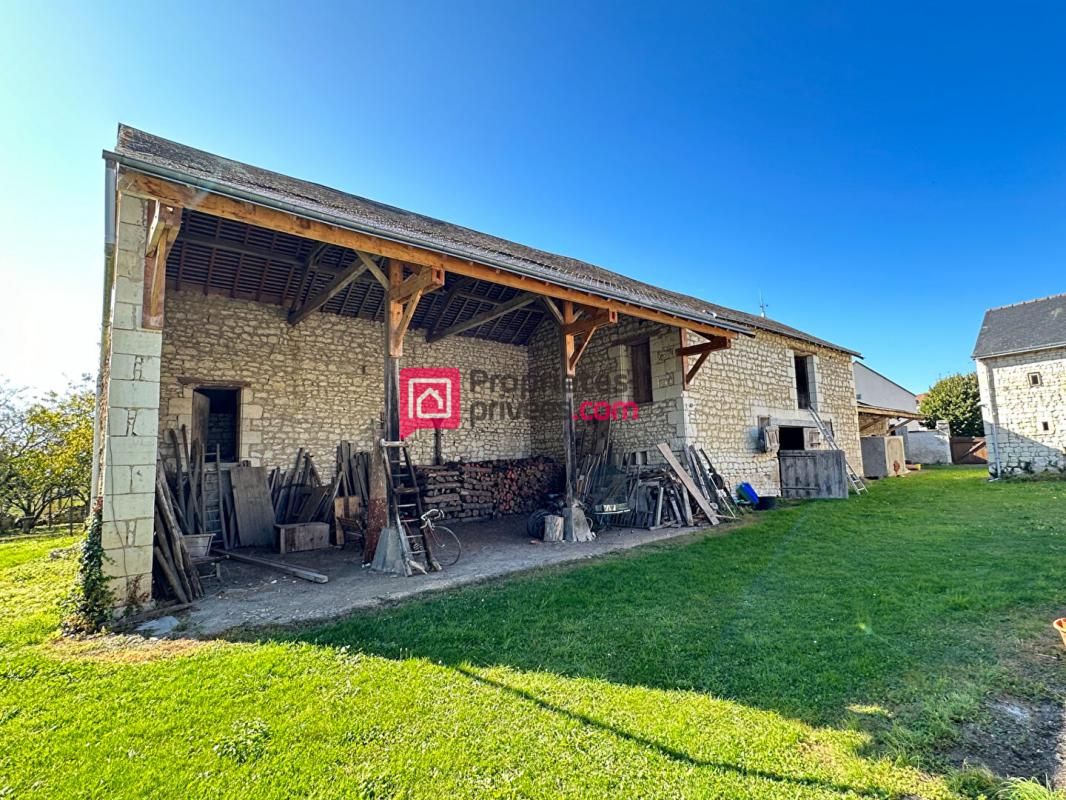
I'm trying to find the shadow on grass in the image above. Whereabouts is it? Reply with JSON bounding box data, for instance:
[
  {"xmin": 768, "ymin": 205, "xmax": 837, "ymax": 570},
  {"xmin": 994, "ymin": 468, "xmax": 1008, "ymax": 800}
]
[
  {"xmin": 454, "ymin": 665, "xmax": 896, "ymax": 798},
  {"xmin": 233, "ymin": 470, "xmax": 1066, "ymax": 775}
]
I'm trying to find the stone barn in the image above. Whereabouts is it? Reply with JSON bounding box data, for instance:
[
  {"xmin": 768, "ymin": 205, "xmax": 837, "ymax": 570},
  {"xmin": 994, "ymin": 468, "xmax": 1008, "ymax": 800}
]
[{"xmin": 94, "ymin": 125, "xmax": 864, "ymax": 608}]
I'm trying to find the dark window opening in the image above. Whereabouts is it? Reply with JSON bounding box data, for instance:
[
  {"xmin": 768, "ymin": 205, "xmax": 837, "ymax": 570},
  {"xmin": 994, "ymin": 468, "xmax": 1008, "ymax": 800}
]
[
  {"xmin": 1029, "ymin": 372, "xmax": 1042, "ymax": 387},
  {"xmin": 794, "ymin": 355, "xmax": 812, "ymax": 410},
  {"xmin": 630, "ymin": 341, "xmax": 653, "ymax": 405},
  {"xmin": 1042, "ymin": 421, "xmax": 1051, "ymax": 432},
  {"xmin": 779, "ymin": 425, "xmax": 806, "ymax": 450},
  {"xmin": 193, "ymin": 387, "xmax": 240, "ymax": 462}
]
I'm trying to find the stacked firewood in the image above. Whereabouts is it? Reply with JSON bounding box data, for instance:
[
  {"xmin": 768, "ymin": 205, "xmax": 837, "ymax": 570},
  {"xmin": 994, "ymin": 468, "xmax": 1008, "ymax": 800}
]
[{"xmin": 417, "ymin": 457, "xmax": 563, "ymax": 521}]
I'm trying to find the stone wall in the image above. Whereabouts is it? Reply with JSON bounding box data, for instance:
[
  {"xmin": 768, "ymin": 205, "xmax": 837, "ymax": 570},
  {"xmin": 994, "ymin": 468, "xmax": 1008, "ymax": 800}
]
[
  {"xmin": 977, "ymin": 347, "xmax": 1066, "ymax": 475},
  {"xmin": 98, "ymin": 195, "xmax": 162, "ymax": 609},
  {"xmin": 159, "ymin": 291, "xmax": 532, "ymax": 469},
  {"xmin": 684, "ymin": 329, "xmax": 863, "ymax": 497},
  {"xmin": 527, "ymin": 315, "xmax": 863, "ymax": 496},
  {"xmin": 527, "ymin": 317, "xmax": 689, "ymax": 462}
]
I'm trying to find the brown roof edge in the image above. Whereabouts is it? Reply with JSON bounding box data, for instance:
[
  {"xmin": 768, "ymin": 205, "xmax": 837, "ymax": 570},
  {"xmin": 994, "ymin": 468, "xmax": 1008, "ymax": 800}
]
[{"xmin": 106, "ymin": 125, "xmax": 862, "ymax": 356}]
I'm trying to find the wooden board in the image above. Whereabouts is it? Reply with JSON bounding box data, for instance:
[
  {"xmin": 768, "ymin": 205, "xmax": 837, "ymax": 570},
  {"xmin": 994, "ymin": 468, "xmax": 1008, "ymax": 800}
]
[
  {"xmin": 276, "ymin": 522, "xmax": 331, "ymax": 554},
  {"xmin": 778, "ymin": 450, "xmax": 848, "ymax": 499},
  {"xmin": 656, "ymin": 443, "xmax": 720, "ymax": 525},
  {"xmin": 229, "ymin": 466, "xmax": 276, "ymax": 546}
]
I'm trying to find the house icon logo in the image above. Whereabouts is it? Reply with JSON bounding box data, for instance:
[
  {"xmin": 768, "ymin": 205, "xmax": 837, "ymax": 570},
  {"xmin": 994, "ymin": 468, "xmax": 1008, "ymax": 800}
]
[{"xmin": 399, "ymin": 367, "xmax": 461, "ymax": 438}]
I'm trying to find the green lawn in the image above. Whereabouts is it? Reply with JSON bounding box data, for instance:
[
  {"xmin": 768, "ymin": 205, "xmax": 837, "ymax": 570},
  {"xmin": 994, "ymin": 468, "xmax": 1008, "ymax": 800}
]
[{"xmin": 2, "ymin": 468, "xmax": 1065, "ymax": 798}]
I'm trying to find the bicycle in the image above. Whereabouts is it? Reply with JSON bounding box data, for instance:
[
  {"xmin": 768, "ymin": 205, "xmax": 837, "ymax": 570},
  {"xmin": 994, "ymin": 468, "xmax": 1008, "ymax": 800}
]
[{"xmin": 412, "ymin": 508, "xmax": 462, "ymax": 568}]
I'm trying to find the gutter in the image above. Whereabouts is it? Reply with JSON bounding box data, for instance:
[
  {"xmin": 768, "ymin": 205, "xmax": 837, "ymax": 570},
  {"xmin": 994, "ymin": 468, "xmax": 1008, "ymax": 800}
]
[
  {"xmin": 91, "ymin": 158, "xmax": 118, "ymax": 501},
  {"xmin": 103, "ymin": 149, "xmax": 755, "ymax": 338}
]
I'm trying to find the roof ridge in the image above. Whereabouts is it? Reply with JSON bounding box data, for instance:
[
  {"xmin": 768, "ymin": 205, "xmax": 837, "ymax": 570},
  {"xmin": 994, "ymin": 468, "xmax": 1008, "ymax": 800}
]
[{"xmin": 986, "ymin": 292, "xmax": 1066, "ymax": 312}]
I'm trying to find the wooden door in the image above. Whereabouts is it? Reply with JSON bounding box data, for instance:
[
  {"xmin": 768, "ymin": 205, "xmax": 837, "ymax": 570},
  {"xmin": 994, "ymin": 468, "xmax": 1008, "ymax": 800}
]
[{"xmin": 192, "ymin": 391, "xmax": 210, "ymax": 455}]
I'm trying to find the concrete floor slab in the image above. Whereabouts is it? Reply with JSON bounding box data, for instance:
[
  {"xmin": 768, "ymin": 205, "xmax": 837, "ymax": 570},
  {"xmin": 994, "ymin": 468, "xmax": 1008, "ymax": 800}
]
[{"xmin": 179, "ymin": 516, "xmax": 724, "ymax": 636}]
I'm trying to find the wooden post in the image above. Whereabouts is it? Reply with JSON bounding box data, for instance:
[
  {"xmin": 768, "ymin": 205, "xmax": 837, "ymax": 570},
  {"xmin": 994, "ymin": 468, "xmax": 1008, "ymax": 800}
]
[{"xmin": 561, "ymin": 302, "xmax": 578, "ymax": 541}]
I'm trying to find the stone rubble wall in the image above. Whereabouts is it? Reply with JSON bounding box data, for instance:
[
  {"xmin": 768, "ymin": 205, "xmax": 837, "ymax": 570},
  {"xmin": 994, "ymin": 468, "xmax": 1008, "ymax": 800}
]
[
  {"xmin": 528, "ymin": 314, "xmax": 863, "ymax": 496},
  {"xmin": 684, "ymin": 329, "xmax": 863, "ymax": 497},
  {"xmin": 527, "ymin": 317, "xmax": 690, "ymax": 462},
  {"xmin": 159, "ymin": 291, "xmax": 532, "ymax": 470},
  {"xmin": 977, "ymin": 347, "xmax": 1066, "ymax": 475}
]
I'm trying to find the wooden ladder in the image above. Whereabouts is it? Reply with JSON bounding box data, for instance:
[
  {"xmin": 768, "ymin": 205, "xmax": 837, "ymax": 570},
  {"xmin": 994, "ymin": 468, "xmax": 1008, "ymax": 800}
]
[
  {"xmin": 807, "ymin": 408, "xmax": 868, "ymax": 494},
  {"xmin": 381, "ymin": 441, "xmax": 439, "ymax": 571}
]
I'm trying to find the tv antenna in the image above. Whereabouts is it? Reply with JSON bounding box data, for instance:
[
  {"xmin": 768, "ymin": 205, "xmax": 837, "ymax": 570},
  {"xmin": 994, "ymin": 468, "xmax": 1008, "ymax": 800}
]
[{"xmin": 758, "ymin": 291, "xmax": 769, "ymax": 318}]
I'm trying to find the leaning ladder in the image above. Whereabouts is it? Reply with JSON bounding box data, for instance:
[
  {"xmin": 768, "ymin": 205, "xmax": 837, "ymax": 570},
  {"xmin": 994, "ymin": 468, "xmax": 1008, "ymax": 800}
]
[
  {"xmin": 381, "ymin": 440, "xmax": 440, "ymax": 571},
  {"xmin": 807, "ymin": 408, "xmax": 868, "ymax": 495}
]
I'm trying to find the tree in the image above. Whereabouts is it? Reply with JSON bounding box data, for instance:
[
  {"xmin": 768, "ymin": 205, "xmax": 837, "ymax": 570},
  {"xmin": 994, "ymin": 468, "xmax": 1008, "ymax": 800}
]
[
  {"xmin": 0, "ymin": 377, "xmax": 94, "ymax": 532},
  {"xmin": 919, "ymin": 372, "xmax": 983, "ymax": 437}
]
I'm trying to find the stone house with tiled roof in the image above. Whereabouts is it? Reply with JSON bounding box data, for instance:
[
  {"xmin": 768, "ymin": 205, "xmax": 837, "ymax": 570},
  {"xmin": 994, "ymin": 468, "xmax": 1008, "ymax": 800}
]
[{"xmin": 973, "ymin": 293, "xmax": 1066, "ymax": 476}]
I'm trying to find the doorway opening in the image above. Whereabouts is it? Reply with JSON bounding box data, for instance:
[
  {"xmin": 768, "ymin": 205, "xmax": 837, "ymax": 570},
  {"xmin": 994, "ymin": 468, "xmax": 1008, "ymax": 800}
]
[
  {"xmin": 779, "ymin": 425, "xmax": 806, "ymax": 451},
  {"xmin": 193, "ymin": 387, "xmax": 240, "ymax": 462}
]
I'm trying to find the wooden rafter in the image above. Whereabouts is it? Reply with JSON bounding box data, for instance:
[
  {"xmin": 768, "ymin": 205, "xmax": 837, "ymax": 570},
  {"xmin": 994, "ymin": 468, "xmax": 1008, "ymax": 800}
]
[
  {"xmin": 540, "ymin": 296, "xmax": 564, "ymax": 325},
  {"xmin": 426, "ymin": 291, "xmax": 537, "ymax": 344},
  {"xmin": 428, "ymin": 277, "xmax": 475, "ymax": 339},
  {"xmin": 288, "ymin": 253, "xmax": 374, "ymax": 325},
  {"xmin": 118, "ymin": 169, "xmax": 740, "ymax": 342},
  {"xmin": 142, "ymin": 200, "xmax": 182, "ymax": 330}
]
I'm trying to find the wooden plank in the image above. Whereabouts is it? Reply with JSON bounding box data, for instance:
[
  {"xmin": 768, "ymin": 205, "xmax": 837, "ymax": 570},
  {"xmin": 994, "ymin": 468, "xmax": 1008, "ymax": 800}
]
[
  {"xmin": 229, "ymin": 466, "xmax": 276, "ymax": 546},
  {"xmin": 656, "ymin": 443, "xmax": 720, "ymax": 525},
  {"xmin": 117, "ymin": 169, "xmax": 742, "ymax": 342},
  {"xmin": 216, "ymin": 549, "xmax": 329, "ymax": 583}
]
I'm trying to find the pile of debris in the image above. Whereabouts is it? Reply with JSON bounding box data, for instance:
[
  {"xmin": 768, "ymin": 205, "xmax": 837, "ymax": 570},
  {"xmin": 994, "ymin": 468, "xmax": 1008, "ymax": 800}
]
[{"xmin": 417, "ymin": 457, "xmax": 563, "ymax": 521}]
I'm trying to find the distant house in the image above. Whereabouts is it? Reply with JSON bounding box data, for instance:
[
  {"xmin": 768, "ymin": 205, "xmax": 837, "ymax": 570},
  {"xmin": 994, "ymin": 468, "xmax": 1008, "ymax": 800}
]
[
  {"xmin": 973, "ymin": 293, "xmax": 1066, "ymax": 476},
  {"xmin": 853, "ymin": 363, "xmax": 921, "ymax": 435},
  {"xmin": 852, "ymin": 363, "xmax": 950, "ymax": 464}
]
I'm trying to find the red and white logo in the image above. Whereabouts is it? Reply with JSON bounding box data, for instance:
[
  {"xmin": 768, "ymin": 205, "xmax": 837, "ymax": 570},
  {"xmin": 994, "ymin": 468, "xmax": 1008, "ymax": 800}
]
[{"xmin": 399, "ymin": 367, "xmax": 461, "ymax": 439}]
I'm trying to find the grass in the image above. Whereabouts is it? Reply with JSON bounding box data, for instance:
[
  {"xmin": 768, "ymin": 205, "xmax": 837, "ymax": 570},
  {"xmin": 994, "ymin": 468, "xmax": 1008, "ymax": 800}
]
[{"xmin": 1, "ymin": 467, "xmax": 1065, "ymax": 798}]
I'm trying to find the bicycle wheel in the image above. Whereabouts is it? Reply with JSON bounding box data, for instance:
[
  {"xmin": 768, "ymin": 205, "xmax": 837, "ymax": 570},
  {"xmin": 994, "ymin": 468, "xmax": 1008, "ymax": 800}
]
[{"xmin": 427, "ymin": 525, "xmax": 462, "ymax": 567}]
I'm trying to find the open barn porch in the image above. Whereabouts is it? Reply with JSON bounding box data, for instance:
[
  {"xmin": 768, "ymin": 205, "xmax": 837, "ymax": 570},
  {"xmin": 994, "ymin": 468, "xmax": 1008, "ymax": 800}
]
[{"xmin": 95, "ymin": 126, "xmax": 745, "ymax": 611}]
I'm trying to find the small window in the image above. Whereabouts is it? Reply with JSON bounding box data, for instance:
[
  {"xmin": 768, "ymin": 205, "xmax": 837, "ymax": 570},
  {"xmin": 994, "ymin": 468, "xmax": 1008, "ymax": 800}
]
[
  {"xmin": 1029, "ymin": 372, "xmax": 1042, "ymax": 387},
  {"xmin": 1042, "ymin": 421, "xmax": 1051, "ymax": 432},
  {"xmin": 630, "ymin": 341, "xmax": 653, "ymax": 404}
]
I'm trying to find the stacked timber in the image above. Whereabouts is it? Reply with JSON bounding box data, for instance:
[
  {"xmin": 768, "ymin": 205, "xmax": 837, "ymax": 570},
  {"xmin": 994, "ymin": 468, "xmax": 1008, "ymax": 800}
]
[{"xmin": 416, "ymin": 457, "xmax": 563, "ymax": 521}]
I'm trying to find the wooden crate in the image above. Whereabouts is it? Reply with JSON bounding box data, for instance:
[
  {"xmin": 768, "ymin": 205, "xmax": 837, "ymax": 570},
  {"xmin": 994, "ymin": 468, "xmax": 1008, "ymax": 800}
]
[{"xmin": 276, "ymin": 522, "xmax": 332, "ymax": 554}]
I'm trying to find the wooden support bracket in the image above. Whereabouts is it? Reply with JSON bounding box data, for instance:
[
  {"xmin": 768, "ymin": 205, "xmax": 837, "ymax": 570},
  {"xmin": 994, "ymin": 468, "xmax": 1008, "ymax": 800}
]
[
  {"xmin": 387, "ymin": 260, "xmax": 444, "ymax": 356},
  {"xmin": 678, "ymin": 330, "xmax": 729, "ymax": 389},
  {"xmin": 142, "ymin": 200, "xmax": 182, "ymax": 330},
  {"xmin": 562, "ymin": 302, "xmax": 617, "ymax": 376}
]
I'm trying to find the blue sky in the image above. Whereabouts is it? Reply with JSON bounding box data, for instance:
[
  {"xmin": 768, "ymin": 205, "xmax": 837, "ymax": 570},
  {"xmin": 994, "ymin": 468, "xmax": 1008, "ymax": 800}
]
[{"xmin": 2, "ymin": 1, "xmax": 1064, "ymax": 395}]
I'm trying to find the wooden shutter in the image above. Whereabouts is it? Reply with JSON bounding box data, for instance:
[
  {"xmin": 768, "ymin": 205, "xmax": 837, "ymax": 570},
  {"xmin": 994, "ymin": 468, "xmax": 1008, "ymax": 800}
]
[{"xmin": 630, "ymin": 341, "xmax": 653, "ymax": 404}]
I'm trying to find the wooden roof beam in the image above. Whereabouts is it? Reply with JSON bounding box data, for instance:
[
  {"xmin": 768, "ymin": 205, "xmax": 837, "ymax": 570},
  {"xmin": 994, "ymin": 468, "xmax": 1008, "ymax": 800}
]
[
  {"xmin": 426, "ymin": 291, "xmax": 538, "ymax": 344},
  {"xmin": 117, "ymin": 169, "xmax": 740, "ymax": 342},
  {"xmin": 288, "ymin": 255, "xmax": 373, "ymax": 325}
]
